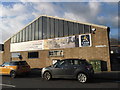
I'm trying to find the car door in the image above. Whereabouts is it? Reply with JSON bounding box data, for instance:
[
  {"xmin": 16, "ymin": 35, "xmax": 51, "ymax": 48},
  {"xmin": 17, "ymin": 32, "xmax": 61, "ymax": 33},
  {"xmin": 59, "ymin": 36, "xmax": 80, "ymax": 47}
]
[
  {"xmin": 51, "ymin": 60, "xmax": 67, "ymax": 78},
  {"xmin": 63, "ymin": 59, "xmax": 77, "ymax": 77}
]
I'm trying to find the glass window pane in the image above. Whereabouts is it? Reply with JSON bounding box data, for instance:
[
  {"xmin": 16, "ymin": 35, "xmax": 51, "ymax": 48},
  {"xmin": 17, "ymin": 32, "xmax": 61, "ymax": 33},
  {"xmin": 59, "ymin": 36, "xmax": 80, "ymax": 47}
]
[
  {"xmin": 68, "ymin": 22, "xmax": 73, "ymax": 36},
  {"xmin": 31, "ymin": 22, "xmax": 35, "ymax": 41},
  {"xmin": 28, "ymin": 24, "xmax": 32, "ymax": 41},
  {"xmin": 63, "ymin": 21, "xmax": 69, "ymax": 37},
  {"xmin": 26, "ymin": 27, "xmax": 29, "ymax": 41},
  {"xmin": 78, "ymin": 24, "xmax": 84, "ymax": 34},
  {"xmin": 73, "ymin": 23, "xmax": 79, "ymax": 35},
  {"xmin": 23, "ymin": 28, "xmax": 26, "ymax": 42},
  {"xmin": 55, "ymin": 19, "xmax": 59, "ymax": 38},
  {"xmin": 58, "ymin": 20, "xmax": 63, "ymax": 37},
  {"xmin": 35, "ymin": 20, "xmax": 39, "ymax": 40},
  {"xmin": 47, "ymin": 17, "xmax": 51, "ymax": 39},
  {"xmin": 28, "ymin": 52, "xmax": 39, "ymax": 58},
  {"xmin": 43, "ymin": 17, "xmax": 47, "ymax": 39},
  {"xmin": 84, "ymin": 25, "xmax": 90, "ymax": 33}
]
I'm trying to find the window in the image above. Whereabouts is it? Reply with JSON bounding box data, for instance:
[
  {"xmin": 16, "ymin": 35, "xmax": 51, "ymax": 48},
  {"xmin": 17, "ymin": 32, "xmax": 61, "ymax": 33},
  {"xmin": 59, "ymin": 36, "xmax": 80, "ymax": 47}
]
[
  {"xmin": 2, "ymin": 62, "xmax": 10, "ymax": 66},
  {"xmin": 28, "ymin": 52, "xmax": 39, "ymax": 58},
  {"xmin": 12, "ymin": 53, "xmax": 20, "ymax": 58}
]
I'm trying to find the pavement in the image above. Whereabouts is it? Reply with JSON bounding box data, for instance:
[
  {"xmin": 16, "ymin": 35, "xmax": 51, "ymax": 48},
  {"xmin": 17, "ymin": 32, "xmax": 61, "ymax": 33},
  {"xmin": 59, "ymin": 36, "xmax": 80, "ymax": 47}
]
[{"xmin": 30, "ymin": 68, "xmax": 120, "ymax": 80}]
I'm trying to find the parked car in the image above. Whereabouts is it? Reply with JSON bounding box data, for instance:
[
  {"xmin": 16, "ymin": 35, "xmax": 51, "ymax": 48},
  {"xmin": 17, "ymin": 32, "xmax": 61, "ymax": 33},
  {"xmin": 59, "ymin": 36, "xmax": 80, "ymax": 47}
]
[
  {"xmin": 0, "ymin": 61, "xmax": 31, "ymax": 78},
  {"xmin": 42, "ymin": 59, "xmax": 94, "ymax": 83}
]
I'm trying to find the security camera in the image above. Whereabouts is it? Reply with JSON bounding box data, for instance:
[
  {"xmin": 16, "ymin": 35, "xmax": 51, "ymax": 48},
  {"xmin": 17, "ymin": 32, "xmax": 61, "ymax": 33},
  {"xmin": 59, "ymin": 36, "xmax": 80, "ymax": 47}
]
[{"xmin": 92, "ymin": 28, "xmax": 96, "ymax": 31}]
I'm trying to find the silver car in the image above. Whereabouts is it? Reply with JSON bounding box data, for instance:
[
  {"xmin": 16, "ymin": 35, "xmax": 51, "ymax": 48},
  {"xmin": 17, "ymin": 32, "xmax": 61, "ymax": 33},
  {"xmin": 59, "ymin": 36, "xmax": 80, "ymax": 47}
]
[{"xmin": 42, "ymin": 59, "xmax": 94, "ymax": 83}]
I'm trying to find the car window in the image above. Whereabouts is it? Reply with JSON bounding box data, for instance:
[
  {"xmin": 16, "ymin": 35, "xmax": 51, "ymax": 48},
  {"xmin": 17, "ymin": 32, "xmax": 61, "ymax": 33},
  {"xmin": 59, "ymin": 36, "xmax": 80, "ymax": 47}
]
[
  {"xmin": 10, "ymin": 61, "xmax": 28, "ymax": 65},
  {"xmin": 2, "ymin": 62, "xmax": 10, "ymax": 66}
]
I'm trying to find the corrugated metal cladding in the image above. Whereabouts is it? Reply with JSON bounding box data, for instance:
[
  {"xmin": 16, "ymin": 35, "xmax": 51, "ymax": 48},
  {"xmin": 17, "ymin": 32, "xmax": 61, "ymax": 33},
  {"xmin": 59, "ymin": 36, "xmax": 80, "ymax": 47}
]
[{"xmin": 11, "ymin": 16, "xmax": 91, "ymax": 43}]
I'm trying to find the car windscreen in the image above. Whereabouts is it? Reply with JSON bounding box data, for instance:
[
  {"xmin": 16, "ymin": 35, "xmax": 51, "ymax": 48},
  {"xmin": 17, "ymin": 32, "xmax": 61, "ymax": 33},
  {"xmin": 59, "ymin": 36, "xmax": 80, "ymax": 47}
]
[{"xmin": 10, "ymin": 61, "xmax": 28, "ymax": 65}]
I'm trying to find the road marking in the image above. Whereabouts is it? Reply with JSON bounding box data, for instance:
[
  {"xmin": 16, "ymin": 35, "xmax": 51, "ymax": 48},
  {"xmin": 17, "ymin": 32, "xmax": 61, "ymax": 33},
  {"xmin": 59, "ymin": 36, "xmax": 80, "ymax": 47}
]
[{"xmin": 0, "ymin": 84, "xmax": 16, "ymax": 87}]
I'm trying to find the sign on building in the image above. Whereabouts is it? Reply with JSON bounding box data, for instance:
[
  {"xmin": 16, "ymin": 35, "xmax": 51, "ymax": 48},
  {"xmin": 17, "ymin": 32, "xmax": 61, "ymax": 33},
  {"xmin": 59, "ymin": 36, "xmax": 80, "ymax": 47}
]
[
  {"xmin": 79, "ymin": 34, "xmax": 92, "ymax": 47},
  {"xmin": 49, "ymin": 50, "xmax": 64, "ymax": 57}
]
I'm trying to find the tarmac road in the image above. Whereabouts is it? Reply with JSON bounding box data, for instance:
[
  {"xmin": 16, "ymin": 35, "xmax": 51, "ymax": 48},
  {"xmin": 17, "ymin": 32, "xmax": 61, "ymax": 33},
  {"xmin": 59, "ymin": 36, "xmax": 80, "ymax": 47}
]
[{"xmin": 1, "ymin": 73, "xmax": 120, "ymax": 89}]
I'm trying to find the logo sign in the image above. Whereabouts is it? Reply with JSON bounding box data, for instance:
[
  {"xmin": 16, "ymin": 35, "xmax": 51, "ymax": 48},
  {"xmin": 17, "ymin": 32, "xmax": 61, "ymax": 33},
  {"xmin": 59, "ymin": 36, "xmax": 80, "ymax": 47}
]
[
  {"xmin": 49, "ymin": 50, "xmax": 64, "ymax": 57},
  {"xmin": 79, "ymin": 34, "xmax": 92, "ymax": 47}
]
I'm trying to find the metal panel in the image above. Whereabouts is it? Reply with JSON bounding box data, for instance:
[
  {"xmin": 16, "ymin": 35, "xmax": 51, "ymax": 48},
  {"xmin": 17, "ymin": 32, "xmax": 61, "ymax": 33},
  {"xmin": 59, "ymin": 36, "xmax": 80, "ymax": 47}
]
[
  {"xmin": 14, "ymin": 35, "xmax": 17, "ymax": 43},
  {"xmin": 23, "ymin": 28, "xmax": 26, "ymax": 42},
  {"xmin": 17, "ymin": 33, "xmax": 20, "ymax": 43},
  {"xmin": 78, "ymin": 24, "xmax": 84, "ymax": 34},
  {"xmin": 31, "ymin": 22, "xmax": 35, "ymax": 41},
  {"xmin": 26, "ymin": 27, "xmax": 29, "ymax": 41},
  {"xmin": 73, "ymin": 23, "xmax": 79, "ymax": 35},
  {"xmin": 63, "ymin": 21, "xmax": 69, "ymax": 37},
  {"xmin": 50, "ymin": 18, "xmax": 55, "ymax": 38},
  {"xmin": 58, "ymin": 20, "xmax": 64, "ymax": 37},
  {"xmin": 84, "ymin": 25, "xmax": 90, "ymax": 34},
  {"xmin": 55, "ymin": 19, "xmax": 59, "ymax": 38},
  {"xmin": 39, "ymin": 17, "xmax": 43, "ymax": 40},
  {"xmin": 47, "ymin": 17, "xmax": 51, "ymax": 39},
  {"xmin": 68, "ymin": 22, "xmax": 73, "ymax": 36},
  {"xmin": 28, "ymin": 24, "xmax": 32, "ymax": 41},
  {"xmin": 19, "ymin": 30, "xmax": 22, "ymax": 42},
  {"xmin": 43, "ymin": 17, "xmax": 47, "ymax": 39},
  {"xmin": 35, "ymin": 20, "xmax": 39, "ymax": 40},
  {"xmin": 11, "ymin": 37, "xmax": 14, "ymax": 43}
]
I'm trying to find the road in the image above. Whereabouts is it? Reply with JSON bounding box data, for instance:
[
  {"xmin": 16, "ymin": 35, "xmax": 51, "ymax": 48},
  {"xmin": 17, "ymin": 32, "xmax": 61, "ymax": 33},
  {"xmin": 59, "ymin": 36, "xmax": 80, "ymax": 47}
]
[{"xmin": 1, "ymin": 74, "xmax": 120, "ymax": 89}]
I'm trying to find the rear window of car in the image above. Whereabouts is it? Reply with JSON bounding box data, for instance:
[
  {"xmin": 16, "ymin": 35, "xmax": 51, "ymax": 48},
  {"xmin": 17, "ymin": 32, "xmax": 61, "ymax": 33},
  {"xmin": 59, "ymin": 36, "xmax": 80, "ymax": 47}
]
[{"xmin": 10, "ymin": 61, "xmax": 28, "ymax": 65}]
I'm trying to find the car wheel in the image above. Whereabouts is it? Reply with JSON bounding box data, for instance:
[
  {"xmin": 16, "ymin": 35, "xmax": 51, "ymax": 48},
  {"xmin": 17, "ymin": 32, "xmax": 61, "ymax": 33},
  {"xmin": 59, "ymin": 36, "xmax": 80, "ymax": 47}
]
[
  {"xmin": 77, "ymin": 73, "xmax": 87, "ymax": 83},
  {"xmin": 10, "ymin": 71, "xmax": 16, "ymax": 78},
  {"xmin": 43, "ymin": 72, "xmax": 51, "ymax": 81}
]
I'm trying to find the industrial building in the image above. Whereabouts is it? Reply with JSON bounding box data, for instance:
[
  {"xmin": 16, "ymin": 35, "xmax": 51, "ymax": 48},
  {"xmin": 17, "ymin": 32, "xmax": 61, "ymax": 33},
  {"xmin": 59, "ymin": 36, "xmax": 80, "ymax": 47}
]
[{"xmin": 2, "ymin": 15, "xmax": 111, "ymax": 71}]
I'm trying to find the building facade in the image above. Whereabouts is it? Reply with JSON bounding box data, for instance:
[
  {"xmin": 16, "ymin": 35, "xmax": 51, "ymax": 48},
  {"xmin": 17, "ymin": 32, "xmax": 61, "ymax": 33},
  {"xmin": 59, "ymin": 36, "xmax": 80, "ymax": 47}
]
[{"xmin": 3, "ymin": 15, "xmax": 111, "ymax": 71}]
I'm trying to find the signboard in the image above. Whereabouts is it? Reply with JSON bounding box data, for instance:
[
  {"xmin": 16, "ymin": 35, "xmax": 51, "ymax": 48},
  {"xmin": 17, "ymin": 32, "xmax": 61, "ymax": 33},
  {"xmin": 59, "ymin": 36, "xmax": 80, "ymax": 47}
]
[
  {"xmin": 79, "ymin": 34, "xmax": 92, "ymax": 47},
  {"xmin": 44, "ymin": 36, "xmax": 76, "ymax": 49},
  {"xmin": 49, "ymin": 50, "xmax": 64, "ymax": 57},
  {"xmin": 10, "ymin": 40, "xmax": 44, "ymax": 52}
]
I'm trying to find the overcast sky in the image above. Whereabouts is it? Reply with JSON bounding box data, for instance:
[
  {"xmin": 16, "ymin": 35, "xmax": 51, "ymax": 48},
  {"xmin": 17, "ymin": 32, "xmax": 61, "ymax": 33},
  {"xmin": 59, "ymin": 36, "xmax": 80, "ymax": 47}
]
[{"xmin": 0, "ymin": 0, "xmax": 119, "ymax": 44}]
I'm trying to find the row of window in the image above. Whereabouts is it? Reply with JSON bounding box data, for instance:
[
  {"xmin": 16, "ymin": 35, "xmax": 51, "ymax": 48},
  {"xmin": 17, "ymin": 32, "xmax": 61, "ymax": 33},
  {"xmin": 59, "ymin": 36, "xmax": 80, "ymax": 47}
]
[
  {"xmin": 11, "ymin": 16, "xmax": 91, "ymax": 43},
  {"xmin": 12, "ymin": 52, "xmax": 39, "ymax": 59}
]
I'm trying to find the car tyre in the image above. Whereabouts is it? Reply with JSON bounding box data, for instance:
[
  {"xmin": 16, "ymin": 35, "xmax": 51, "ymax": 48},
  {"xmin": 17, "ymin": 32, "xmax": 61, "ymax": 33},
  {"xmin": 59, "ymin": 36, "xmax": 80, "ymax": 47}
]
[
  {"xmin": 43, "ymin": 72, "xmax": 51, "ymax": 81},
  {"xmin": 77, "ymin": 73, "xmax": 87, "ymax": 83},
  {"xmin": 10, "ymin": 70, "xmax": 16, "ymax": 78}
]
